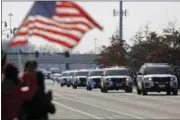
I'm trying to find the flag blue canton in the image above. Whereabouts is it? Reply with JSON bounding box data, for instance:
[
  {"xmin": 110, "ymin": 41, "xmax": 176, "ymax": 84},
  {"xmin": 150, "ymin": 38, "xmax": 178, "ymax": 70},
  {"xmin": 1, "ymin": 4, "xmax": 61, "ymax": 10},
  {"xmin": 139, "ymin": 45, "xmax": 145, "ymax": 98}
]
[{"xmin": 28, "ymin": 1, "xmax": 56, "ymax": 18}]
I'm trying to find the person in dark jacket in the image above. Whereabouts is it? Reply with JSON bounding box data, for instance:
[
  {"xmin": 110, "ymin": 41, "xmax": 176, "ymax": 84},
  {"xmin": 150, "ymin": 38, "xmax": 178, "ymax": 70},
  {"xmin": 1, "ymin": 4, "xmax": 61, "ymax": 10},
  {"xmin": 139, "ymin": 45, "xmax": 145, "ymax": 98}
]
[
  {"xmin": 1, "ymin": 51, "xmax": 38, "ymax": 120},
  {"xmin": 22, "ymin": 60, "xmax": 56, "ymax": 120}
]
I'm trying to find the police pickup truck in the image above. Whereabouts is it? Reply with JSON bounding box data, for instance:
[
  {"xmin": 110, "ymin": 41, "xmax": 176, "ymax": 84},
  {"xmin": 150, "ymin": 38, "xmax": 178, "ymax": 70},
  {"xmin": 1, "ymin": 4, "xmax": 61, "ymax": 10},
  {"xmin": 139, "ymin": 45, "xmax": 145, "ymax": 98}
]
[
  {"xmin": 60, "ymin": 71, "xmax": 69, "ymax": 87},
  {"xmin": 136, "ymin": 63, "xmax": 178, "ymax": 95},
  {"xmin": 101, "ymin": 67, "xmax": 133, "ymax": 93},
  {"xmin": 72, "ymin": 70, "xmax": 89, "ymax": 89},
  {"xmin": 86, "ymin": 69, "xmax": 103, "ymax": 91}
]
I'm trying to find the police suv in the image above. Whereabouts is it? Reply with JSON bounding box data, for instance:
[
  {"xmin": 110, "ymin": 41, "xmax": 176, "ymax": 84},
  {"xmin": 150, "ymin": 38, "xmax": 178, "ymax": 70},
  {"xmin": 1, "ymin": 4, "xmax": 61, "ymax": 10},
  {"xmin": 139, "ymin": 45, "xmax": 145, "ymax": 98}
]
[
  {"xmin": 60, "ymin": 71, "xmax": 69, "ymax": 87},
  {"xmin": 136, "ymin": 63, "xmax": 178, "ymax": 95},
  {"xmin": 86, "ymin": 69, "xmax": 103, "ymax": 91},
  {"xmin": 66, "ymin": 70, "xmax": 76, "ymax": 87},
  {"xmin": 101, "ymin": 67, "xmax": 133, "ymax": 93},
  {"xmin": 72, "ymin": 70, "xmax": 89, "ymax": 89}
]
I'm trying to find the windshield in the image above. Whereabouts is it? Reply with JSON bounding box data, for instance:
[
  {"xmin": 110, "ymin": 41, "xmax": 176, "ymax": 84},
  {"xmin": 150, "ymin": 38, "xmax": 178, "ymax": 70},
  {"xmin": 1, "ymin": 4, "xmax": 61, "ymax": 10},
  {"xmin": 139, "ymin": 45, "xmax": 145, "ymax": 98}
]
[
  {"xmin": 89, "ymin": 71, "xmax": 103, "ymax": 76},
  {"xmin": 76, "ymin": 71, "xmax": 89, "ymax": 76},
  {"xmin": 61, "ymin": 73, "xmax": 69, "ymax": 77},
  {"xmin": 69, "ymin": 72, "xmax": 75, "ymax": 76},
  {"xmin": 51, "ymin": 68, "xmax": 60, "ymax": 74},
  {"xmin": 105, "ymin": 69, "xmax": 129, "ymax": 76},
  {"xmin": 144, "ymin": 66, "xmax": 172, "ymax": 75}
]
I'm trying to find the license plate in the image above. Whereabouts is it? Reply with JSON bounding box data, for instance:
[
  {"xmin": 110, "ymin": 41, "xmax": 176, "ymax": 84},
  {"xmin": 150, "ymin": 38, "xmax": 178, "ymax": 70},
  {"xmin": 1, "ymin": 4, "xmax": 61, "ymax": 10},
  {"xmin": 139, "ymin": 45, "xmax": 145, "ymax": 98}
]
[
  {"xmin": 116, "ymin": 84, "xmax": 122, "ymax": 86},
  {"xmin": 159, "ymin": 84, "xmax": 165, "ymax": 88}
]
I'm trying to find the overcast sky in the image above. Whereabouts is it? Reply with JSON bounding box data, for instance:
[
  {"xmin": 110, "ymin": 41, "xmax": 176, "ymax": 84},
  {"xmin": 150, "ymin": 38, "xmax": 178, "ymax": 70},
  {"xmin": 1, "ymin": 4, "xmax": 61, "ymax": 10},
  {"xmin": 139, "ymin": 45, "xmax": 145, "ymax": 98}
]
[{"xmin": 2, "ymin": 1, "xmax": 180, "ymax": 53}]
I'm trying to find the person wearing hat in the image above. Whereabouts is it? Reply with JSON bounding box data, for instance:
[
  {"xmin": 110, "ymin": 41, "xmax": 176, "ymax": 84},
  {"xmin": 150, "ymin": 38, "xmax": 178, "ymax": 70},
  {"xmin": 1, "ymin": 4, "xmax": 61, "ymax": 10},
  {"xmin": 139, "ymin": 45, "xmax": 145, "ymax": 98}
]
[{"xmin": 1, "ymin": 50, "xmax": 38, "ymax": 120}]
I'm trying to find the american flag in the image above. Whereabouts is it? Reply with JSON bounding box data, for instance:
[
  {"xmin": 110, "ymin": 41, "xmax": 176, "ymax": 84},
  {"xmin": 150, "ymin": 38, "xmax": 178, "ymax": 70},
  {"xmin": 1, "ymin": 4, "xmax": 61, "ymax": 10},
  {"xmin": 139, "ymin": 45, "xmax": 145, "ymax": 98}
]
[{"xmin": 9, "ymin": 1, "xmax": 103, "ymax": 49}]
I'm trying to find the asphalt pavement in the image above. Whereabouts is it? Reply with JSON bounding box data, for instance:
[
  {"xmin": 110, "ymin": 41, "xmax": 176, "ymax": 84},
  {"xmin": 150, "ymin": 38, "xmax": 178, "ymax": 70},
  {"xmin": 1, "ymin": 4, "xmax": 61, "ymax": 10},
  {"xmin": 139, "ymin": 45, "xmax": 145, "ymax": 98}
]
[{"xmin": 45, "ymin": 80, "xmax": 180, "ymax": 119}]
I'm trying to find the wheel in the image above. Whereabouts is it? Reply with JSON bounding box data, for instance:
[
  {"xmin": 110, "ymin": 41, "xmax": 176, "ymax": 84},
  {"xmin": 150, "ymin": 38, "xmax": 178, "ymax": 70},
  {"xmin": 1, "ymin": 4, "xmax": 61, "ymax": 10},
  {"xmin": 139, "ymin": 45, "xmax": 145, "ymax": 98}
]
[
  {"xmin": 142, "ymin": 91, "xmax": 147, "ymax": 95},
  {"xmin": 166, "ymin": 90, "xmax": 171, "ymax": 95},
  {"xmin": 136, "ymin": 87, "xmax": 141, "ymax": 95},
  {"xmin": 101, "ymin": 87, "xmax": 104, "ymax": 93},
  {"xmin": 125, "ymin": 87, "xmax": 133, "ymax": 93},
  {"xmin": 103, "ymin": 87, "xmax": 108, "ymax": 93},
  {"xmin": 172, "ymin": 90, "xmax": 178, "ymax": 95},
  {"xmin": 67, "ymin": 84, "xmax": 70, "ymax": 87},
  {"xmin": 61, "ymin": 84, "xmax": 64, "ymax": 87},
  {"xmin": 142, "ymin": 87, "xmax": 147, "ymax": 95},
  {"xmin": 73, "ymin": 85, "xmax": 77, "ymax": 89},
  {"xmin": 86, "ymin": 85, "xmax": 92, "ymax": 91}
]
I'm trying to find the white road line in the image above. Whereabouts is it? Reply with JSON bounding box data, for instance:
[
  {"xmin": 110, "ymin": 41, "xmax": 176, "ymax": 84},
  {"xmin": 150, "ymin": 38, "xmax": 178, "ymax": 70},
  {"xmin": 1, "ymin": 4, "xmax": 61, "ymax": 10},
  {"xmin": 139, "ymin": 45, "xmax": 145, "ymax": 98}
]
[
  {"xmin": 53, "ymin": 101, "xmax": 104, "ymax": 119},
  {"xmin": 55, "ymin": 93, "xmax": 145, "ymax": 120}
]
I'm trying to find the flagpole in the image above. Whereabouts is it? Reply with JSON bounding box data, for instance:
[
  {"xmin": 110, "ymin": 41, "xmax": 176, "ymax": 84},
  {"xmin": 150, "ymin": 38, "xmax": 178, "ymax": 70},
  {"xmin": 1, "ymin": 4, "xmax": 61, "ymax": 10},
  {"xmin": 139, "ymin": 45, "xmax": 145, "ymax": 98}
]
[
  {"xmin": 4, "ymin": 2, "xmax": 36, "ymax": 53},
  {"xmin": 17, "ymin": 49, "xmax": 23, "ymax": 72}
]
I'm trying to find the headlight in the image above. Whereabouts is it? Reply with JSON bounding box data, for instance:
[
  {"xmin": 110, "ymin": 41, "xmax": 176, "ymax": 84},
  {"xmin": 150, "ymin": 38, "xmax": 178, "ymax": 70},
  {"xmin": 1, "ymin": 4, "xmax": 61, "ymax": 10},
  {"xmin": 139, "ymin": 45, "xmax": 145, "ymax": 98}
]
[
  {"xmin": 171, "ymin": 77, "xmax": 177, "ymax": 82},
  {"xmin": 106, "ymin": 78, "xmax": 111, "ymax": 81},
  {"xmin": 144, "ymin": 77, "xmax": 152, "ymax": 81}
]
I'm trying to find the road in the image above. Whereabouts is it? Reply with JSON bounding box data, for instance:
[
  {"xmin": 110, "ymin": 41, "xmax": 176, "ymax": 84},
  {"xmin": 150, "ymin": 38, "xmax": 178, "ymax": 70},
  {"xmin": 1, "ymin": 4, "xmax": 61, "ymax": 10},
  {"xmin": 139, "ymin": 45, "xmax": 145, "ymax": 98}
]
[{"xmin": 45, "ymin": 80, "xmax": 180, "ymax": 119}]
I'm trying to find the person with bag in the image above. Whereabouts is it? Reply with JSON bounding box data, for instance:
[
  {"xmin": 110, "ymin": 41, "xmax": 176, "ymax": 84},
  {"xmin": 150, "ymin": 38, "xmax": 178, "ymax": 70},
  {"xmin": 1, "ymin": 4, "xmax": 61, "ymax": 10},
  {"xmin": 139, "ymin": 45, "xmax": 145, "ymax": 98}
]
[{"xmin": 22, "ymin": 60, "xmax": 56, "ymax": 120}]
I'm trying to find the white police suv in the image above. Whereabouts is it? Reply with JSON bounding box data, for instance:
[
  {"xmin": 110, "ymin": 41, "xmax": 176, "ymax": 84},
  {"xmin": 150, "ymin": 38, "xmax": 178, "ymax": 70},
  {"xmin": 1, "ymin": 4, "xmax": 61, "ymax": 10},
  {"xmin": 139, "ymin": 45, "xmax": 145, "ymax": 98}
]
[
  {"xmin": 101, "ymin": 67, "xmax": 133, "ymax": 93},
  {"xmin": 86, "ymin": 69, "xmax": 103, "ymax": 91},
  {"xmin": 136, "ymin": 63, "xmax": 178, "ymax": 95},
  {"xmin": 60, "ymin": 71, "xmax": 69, "ymax": 87},
  {"xmin": 72, "ymin": 69, "xmax": 89, "ymax": 89}
]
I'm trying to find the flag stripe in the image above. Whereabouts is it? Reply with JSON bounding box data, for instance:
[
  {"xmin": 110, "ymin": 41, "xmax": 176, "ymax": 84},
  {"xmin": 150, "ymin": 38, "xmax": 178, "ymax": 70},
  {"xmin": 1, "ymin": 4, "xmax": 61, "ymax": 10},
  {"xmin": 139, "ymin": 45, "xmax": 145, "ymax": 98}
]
[
  {"xmin": 30, "ymin": 32, "xmax": 74, "ymax": 48},
  {"xmin": 52, "ymin": 16, "xmax": 93, "ymax": 30},
  {"xmin": 18, "ymin": 25, "xmax": 81, "ymax": 42},
  {"xmin": 56, "ymin": 8, "xmax": 80, "ymax": 14},
  {"xmin": 24, "ymin": 16, "xmax": 88, "ymax": 33},
  {"xmin": 9, "ymin": 40, "xmax": 28, "ymax": 47},
  {"xmin": 70, "ymin": 2, "xmax": 103, "ymax": 30},
  {"xmin": 56, "ymin": 13, "xmax": 83, "ymax": 17}
]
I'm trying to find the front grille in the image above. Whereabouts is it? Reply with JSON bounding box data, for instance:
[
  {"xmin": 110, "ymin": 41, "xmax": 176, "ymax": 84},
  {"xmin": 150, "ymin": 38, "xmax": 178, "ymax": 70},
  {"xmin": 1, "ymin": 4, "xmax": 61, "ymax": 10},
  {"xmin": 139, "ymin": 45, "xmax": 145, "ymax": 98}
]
[
  {"xmin": 79, "ymin": 78, "xmax": 86, "ymax": 83},
  {"xmin": 152, "ymin": 77, "xmax": 170, "ymax": 83},
  {"xmin": 93, "ymin": 78, "xmax": 101, "ymax": 84},
  {"xmin": 111, "ymin": 78, "xmax": 126, "ymax": 84}
]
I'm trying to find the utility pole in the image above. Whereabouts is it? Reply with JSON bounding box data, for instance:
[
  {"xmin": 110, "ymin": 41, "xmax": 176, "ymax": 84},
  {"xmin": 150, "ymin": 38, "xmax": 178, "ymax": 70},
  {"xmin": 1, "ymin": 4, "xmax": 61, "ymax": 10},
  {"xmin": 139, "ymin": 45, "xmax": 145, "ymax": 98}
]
[
  {"xmin": 113, "ymin": 1, "xmax": 128, "ymax": 40},
  {"xmin": 8, "ymin": 13, "xmax": 13, "ymax": 40}
]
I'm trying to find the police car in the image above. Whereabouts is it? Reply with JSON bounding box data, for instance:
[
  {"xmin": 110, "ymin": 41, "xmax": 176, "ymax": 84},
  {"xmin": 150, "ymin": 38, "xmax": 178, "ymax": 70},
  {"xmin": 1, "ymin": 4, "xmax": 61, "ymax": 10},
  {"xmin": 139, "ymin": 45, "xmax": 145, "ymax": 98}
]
[
  {"xmin": 136, "ymin": 63, "xmax": 178, "ymax": 95},
  {"xmin": 66, "ymin": 70, "xmax": 76, "ymax": 87},
  {"xmin": 72, "ymin": 69, "xmax": 89, "ymax": 89},
  {"xmin": 86, "ymin": 69, "xmax": 103, "ymax": 91},
  {"xmin": 60, "ymin": 71, "xmax": 69, "ymax": 87},
  {"xmin": 101, "ymin": 67, "xmax": 133, "ymax": 93}
]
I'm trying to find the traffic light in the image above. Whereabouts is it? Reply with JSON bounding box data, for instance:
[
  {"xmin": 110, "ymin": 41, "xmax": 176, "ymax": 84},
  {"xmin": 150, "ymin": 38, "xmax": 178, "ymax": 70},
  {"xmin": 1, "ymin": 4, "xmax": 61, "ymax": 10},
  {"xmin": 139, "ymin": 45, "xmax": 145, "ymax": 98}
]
[
  {"xmin": 35, "ymin": 51, "xmax": 39, "ymax": 58},
  {"xmin": 64, "ymin": 51, "xmax": 70, "ymax": 58}
]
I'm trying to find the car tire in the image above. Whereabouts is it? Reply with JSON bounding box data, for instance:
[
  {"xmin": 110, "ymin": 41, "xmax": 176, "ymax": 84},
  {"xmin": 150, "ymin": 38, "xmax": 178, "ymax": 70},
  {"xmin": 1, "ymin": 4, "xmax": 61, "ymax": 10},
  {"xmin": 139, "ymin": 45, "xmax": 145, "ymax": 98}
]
[
  {"xmin": 86, "ymin": 85, "xmax": 92, "ymax": 91},
  {"xmin": 73, "ymin": 85, "xmax": 77, "ymax": 89},
  {"xmin": 104, "ymin": 87, "xmax": 108, "ymax": 93},
  {"xmin": 136, "ymin": 87, "xmax": 141, "ymax": 95},
  {"xmin": 172, "ymin": 90, "xmax": 178, "ymax": 95},
  {"xmin": 125, "ymin": 87, "xmax": 133, "ymax": 93},
  {"xmin": 101, "ymin": 87, "xmax": 104, "ymax": 93},
  {"xmin": 67, "ymin": 84, "xmax": 70, "ymax": 87},
  {"xmin": 166, "ymin": 90, "xmax": 171, "ymax": 95},
  {"xmin": 61, "ymin": 84, "xmax": 64, "ymax": 87}
]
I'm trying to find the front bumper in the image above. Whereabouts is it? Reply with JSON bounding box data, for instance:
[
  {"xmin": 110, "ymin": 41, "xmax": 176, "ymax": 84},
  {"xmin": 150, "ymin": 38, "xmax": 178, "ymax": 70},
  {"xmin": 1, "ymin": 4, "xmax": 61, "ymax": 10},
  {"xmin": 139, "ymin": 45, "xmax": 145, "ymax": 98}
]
[
  {"xmin": 143, "ymin": 81, "xmax": 178, "ymax": 92},
  {"xmin": 104, "ymin": 78, "xmax": 133, "ymax": 90},
  {"xmin": 89, "ymin": 79, "xmax": 101, "ymax": 88},
  {"xmin": 74, "ymin": 78, "xmax": 87, "ymax": 87}
]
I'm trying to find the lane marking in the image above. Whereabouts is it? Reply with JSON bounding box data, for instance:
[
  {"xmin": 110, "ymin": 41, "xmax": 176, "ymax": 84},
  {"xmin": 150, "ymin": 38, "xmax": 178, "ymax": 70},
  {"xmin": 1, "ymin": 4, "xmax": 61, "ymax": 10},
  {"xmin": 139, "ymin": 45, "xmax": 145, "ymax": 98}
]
[
  {"xmin": 53, "ymin": 101, "xmax": 104, "ymax": 119},
  {"xmin": 55, "ymin": 93, "xmax": 144, "ymax": 120}
]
